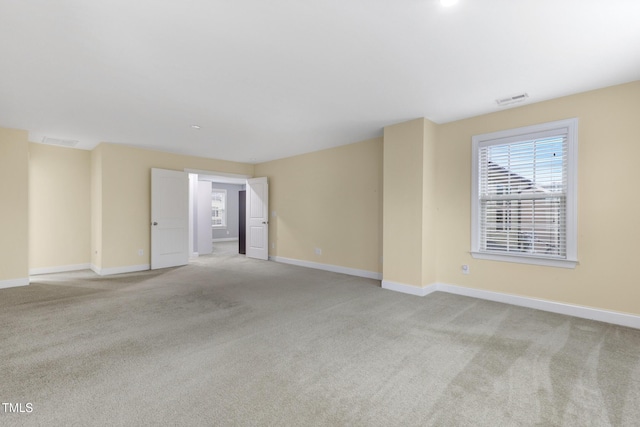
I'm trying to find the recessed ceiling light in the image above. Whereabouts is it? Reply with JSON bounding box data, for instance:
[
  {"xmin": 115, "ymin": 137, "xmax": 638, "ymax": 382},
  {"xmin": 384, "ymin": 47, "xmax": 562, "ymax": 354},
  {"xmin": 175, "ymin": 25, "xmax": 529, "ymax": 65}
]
[
  {"xmin": 441, "ymin": 0, "xmax": 459, "ymax": 7},
  {"xmin": 191, "ymin": 125, "xmax": 201, "ymax": 130}
]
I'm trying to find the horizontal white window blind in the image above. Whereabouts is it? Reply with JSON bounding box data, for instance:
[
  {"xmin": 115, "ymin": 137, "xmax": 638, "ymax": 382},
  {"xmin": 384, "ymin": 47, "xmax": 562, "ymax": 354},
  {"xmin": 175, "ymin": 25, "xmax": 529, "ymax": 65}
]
[{"xmin": 478, "ymin": 135, "xmax": 568, "ymax": 259}]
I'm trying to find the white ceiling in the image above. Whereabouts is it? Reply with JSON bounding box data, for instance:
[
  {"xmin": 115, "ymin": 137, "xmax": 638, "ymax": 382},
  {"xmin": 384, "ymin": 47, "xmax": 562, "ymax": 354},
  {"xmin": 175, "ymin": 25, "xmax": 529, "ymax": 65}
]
[{"xmin": 1, "ymin": 0, "xmax": 639, "ymax": 164}]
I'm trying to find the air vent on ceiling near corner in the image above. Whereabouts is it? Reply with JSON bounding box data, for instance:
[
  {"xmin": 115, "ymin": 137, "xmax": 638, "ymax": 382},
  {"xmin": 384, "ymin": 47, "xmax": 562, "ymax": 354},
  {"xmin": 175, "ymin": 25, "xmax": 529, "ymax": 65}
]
[
  {"xmin": 41, "ymin": 137, "xmax": 79, "ymax": 148},
  {"xmin": 496, "ymin": 93, "xmax": 529, "ymax": 107}
]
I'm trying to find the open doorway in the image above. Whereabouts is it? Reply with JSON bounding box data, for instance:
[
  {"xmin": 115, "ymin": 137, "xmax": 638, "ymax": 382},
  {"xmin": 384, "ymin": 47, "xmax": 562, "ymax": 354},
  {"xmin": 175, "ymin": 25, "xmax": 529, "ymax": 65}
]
[{"xmin": 187, "ymin": 170, "xmax": 249, "ymax": 259}]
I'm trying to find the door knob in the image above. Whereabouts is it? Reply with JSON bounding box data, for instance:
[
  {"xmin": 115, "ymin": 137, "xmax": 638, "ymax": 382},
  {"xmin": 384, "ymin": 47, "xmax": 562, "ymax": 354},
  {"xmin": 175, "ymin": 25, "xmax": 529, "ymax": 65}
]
[
  {"xmin": 152, "ymin": 222, "xmax": 158, "ymax": 226},
  {"xmin": 262, "ymin": 221, "xmax": 269, "ymax": 224}
]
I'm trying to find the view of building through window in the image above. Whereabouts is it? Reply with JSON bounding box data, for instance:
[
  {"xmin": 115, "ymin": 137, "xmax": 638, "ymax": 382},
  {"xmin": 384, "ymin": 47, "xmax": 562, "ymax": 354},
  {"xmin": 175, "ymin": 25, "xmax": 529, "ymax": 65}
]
[
  {"xmin": 472, "ymin": 118, "xmax": 577, "ymax": 267},
  {"xmin": 480, "ymin": 136, "xmax": 566, "ymax": 257},
  {"xmin": 212, "ymin": 189, "xmax": 227, "ymax": 228}
]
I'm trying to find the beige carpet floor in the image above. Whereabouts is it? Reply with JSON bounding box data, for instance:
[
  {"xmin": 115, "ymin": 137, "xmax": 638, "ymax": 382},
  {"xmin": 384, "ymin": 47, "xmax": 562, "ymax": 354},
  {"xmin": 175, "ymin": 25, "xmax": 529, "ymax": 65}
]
[{"xmin": 1, "ymin": 243, "xmax": 639, "ymax": 426}]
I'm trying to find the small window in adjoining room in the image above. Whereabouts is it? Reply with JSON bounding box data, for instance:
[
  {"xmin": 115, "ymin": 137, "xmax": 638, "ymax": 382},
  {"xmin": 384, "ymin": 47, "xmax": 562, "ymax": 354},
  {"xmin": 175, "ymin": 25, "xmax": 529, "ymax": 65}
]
[
  {"xmin": 471, "ymin": 118, "xmax": 578, "ymax": 268},
  {"xmin": 212, "ymin": 189, "xmax": 227, "ymax": 228}
]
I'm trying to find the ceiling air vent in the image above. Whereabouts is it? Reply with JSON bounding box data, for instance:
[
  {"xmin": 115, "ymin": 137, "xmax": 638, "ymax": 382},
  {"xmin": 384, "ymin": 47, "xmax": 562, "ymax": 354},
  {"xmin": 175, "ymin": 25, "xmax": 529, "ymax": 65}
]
[
  {"xmin": 41, "ymin": 137, "xmax": 79, "ymax": 148},
  {"xmin": 496, "ymin": 93, "xmax": 529, "ymax": 107}
]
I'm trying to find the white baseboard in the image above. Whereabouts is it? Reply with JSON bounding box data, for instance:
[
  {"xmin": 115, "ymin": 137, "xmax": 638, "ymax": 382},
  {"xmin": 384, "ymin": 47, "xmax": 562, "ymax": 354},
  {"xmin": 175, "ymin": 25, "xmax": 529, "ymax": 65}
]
[
  {"xmin": 381, "ymin": 280, "xmax": 438, "ymax": 296},
  {"xmin": 0, "ymin": 277, "xmax": 29, "ymax": 289},
  {"xmin": 270, "ymin": 256, "xmax": 382, "ymax": 280},
  {"xmin": 29, "ymin": 263, "xmax": 91, "ymax": 276},
  {"xmin": 212, "ymin": 238, "xmax": 239, "ymax": 242},
  {"xmin": 381, "ymin": 280, "xmax": 640, "ymax": 329},
  {"xmin": 437, "ymin": 283, "xmax": 640, "ymax": 330},
  {"xmin": 91, "ymin": 264, "xmax": 150, "ymax": 276}
]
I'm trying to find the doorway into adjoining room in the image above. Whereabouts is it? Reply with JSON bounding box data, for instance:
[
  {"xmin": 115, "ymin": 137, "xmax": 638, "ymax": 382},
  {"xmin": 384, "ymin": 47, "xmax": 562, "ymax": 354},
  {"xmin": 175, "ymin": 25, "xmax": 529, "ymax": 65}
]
[{"xmin": 190, "ymin": 172, "xmax": 247, "ymax": 259}]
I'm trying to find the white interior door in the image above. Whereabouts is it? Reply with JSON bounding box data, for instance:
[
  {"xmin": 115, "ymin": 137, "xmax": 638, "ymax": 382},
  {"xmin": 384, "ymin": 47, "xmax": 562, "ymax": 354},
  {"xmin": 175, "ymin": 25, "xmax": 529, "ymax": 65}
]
[
  {"xmin": 151, "ymin": 168, "xmax": 189, "ymax": 269},
  {"xmin": 246, "ymin": 177, "xmax": 269, "ymax": 260}
]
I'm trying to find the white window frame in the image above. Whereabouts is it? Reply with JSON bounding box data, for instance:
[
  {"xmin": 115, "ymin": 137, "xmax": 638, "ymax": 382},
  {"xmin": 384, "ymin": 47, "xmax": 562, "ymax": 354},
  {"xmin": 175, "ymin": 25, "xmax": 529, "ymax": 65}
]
[
  {"xmin": 211, "ymin": 188, "xmax": 227, "ymax": 229},
  {"xmin": 471, "ymin": 118, "xmax": 578, "ymax": 268}
]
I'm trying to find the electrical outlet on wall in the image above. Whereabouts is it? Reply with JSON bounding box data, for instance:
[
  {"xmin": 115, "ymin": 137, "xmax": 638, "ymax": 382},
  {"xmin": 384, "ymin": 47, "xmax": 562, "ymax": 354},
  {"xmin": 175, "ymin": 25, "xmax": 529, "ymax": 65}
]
[
  {"xmin": 315, "ymin": 248, "xmax": 322, "ymax": 255},
  {"xmin": 138, "ymin": 249, "xmax": 144, "ymax": 256},
  {"xmin": 461, "ymin": 264, "xmax": 469, "ymax": 275}
]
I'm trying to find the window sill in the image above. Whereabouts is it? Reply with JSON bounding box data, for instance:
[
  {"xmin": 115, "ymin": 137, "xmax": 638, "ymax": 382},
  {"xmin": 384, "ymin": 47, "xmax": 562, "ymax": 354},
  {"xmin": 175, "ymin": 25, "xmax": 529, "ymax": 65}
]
[{"xmin": 470, "ymin": 251, "xmax": 578, "ymax": 269}]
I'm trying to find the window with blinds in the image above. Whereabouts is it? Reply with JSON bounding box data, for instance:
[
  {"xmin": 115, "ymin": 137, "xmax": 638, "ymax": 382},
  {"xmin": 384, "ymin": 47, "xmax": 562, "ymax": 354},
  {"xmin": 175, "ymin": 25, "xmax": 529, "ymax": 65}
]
[
  {"xmin": 212, "ymin": 189, "xmax": 227, "ymax": 228},
  {"xmin": 471, "ymin": 119, "xmax": 578, "ymax": 268}
]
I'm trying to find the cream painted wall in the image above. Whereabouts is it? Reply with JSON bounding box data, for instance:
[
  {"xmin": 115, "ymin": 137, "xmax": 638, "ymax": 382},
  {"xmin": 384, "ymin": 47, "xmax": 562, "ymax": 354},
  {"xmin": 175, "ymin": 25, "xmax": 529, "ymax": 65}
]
[
  {"xmin": 0, "ymin": 127, "xmax": 29, "ymax": 284},
  {"xmin": 383, "ymin": 119, "xmax": 425, "ymax": 286},
  {"xmin": 421, "ymin": 119, "xmax": 438, "ymax": 286},
  {"xmin": 382, "ymin": 117, "xmax": 438, "ymax": 287},
  {"xmin": 436, "ymin": 81, "xmax": 640, "ymax": 315},
  {"xmin": 255, "ymin": 138, "xmax": 383, "ymax": 274},
  {"xmin": 29, "ymin": 143, "xmax": 91, "ymax": 270},
  {"xmin": 91, "ymin": 145, "xmax": 103, "ymax": 269},
  {"xmin": 96, "ymin": 143, "xmax": 253, "ymax": 270}
]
